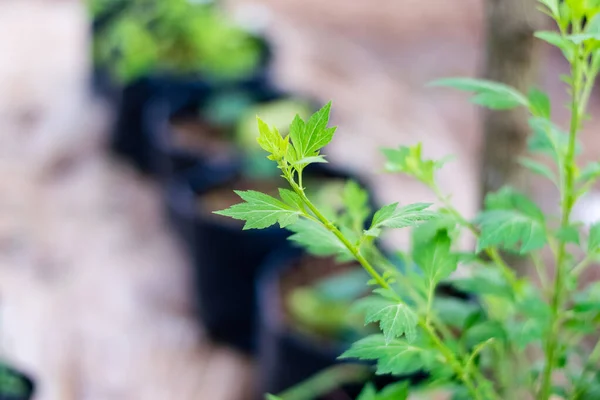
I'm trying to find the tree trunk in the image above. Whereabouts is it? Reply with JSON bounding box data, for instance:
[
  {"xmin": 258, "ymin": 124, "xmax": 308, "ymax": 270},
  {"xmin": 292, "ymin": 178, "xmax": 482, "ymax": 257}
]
[{"xmin": 480, "ymin": 0, "xmax": 546, "ymax": 203}]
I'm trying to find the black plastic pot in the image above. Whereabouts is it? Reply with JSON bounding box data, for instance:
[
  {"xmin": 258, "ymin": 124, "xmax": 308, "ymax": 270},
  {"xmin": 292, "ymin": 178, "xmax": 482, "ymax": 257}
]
[
  {"xmin": 255, "ymin": 247, "xmax": 431, "ymax": 399},
  {"xmin": 0, "ymin": 365, "xmax": 35, "ymax": 400}
]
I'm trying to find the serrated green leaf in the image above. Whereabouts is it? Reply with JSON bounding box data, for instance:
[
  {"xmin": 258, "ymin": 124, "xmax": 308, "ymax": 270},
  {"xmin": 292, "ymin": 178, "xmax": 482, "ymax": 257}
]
[
  {"xmin": 288, "ymin": 102, "xmax": 336, "ymax": 162},
  {"xmin": 429, "ymin": 77, "xmax": 528, "ymax": 109},
  {"xmin": 287, "ymin": 219, "xmax": 351, "ymax": 259},
  {"xmin": 477, "ymin": 187, "xmax": 546, "ymax": 254},
  {"xmin": 339, "ymin": 335, "xmax": 435, "ymax": 376},
  {"xmin": 527, "ymin": 88, "xmax": 551, "ymax": 118},
  {"xmin": 413, "ymin": 229, "xmax": 458, "ymax": 288},
  {"xmin": 382, "ymin": 144, "xmax": 440, "ymax": 184},
  {"xmin": 214, "ymin": 190, "xmax": 301, "ymax": 229},
  {"xmin": 578, "ymin": 162, "xmax": 600, "ymax": 183},
  {"xmin": 354, "ymin": 295, "xmax": 418, "ymax": 343},
  {"xmin": 256, "ymin": 117, "xmax": 283, "ymax": 157},
  {"xmin": 477, "ymin": 210, "xmax": 546, "ymax": 253},
  {"xmin": 518, "ymin": 157, "xmax": 557, "ymax": 184},
  {"xmin": 588, "ymin": 223, "xmax": 600, "ymax": 253},
  {"xmin": 366, "ymin": 203, "xmax": 438, "ymax": 237},
  {"xmin": 535, "ymin": 31, "xmax": 575, "ymax": 61}
]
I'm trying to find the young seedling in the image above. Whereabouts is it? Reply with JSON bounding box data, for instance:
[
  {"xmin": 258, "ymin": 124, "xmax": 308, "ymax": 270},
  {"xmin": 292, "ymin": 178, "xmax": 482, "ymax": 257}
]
[{"xmin": 217, "ymin": 1, "xmax": 600, "ymax": 398}]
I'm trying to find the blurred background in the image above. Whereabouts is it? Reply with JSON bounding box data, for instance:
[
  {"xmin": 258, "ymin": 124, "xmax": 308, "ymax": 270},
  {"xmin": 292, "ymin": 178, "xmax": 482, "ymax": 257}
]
[{"xmin": 0, "ymin": 1, "xmax": 599, "ymax": 399}]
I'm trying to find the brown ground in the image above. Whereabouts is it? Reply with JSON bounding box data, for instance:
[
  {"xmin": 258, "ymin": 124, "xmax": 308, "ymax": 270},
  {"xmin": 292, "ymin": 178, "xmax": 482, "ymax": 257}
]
[{"xmin": 1, "ymin": 1, "xmax": 599, "ymax": 400}]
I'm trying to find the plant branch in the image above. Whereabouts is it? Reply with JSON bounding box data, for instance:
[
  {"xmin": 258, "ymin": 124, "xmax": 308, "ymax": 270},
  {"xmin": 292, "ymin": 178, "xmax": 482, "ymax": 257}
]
[
  {"xmin": 287, "ymin": 176, "xmax": 493, "ymax": 400},
  {"xmin": 539, "ymin": 31, "xmax": 585, "ymax": 400}
]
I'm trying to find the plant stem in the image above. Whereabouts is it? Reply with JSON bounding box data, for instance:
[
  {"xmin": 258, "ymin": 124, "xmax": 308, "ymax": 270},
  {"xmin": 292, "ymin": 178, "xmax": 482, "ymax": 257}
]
[
  {"xmin": 289, "ymin": 180, "xmax": 492, "ymax": 400},
  {"xmin": 539, "ymin": 40, "xmax": 584, "ymax": 400},
  {"xmin": 419, "ymin": 321, "xmax": 489, "ymax": 400},
  {"xmin": 425, "ymin": 284, "xmax": 435, "ymax": 325},
  {"xmin": 572, "ymin": 255, "xmax": 593, "ymax": 276},
  {"xmin": 275, "ymin": 364, "xmax": 372, "ymax": 400},
  {"xmin": 290, "ymin": 181, "xmax": 391, "ymax": 291}
]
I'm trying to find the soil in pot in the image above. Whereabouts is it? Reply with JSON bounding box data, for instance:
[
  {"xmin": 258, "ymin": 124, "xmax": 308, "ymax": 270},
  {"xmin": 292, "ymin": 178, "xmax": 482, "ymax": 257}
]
[
  {"xmin": 169, "ymin": 115, "xmax": 237, "ymax": 166},
  {"xmin": 0, "ymin": 364, "xmax": 34, "ymax": 400}
]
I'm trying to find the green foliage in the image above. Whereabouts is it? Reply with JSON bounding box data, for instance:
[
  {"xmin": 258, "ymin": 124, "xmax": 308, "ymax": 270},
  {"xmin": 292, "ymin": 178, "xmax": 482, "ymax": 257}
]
[
  {"xmin": 429, "ymin": 78, "xmax": 529, "ymax": 110},
  {"xmin": 90, "ymin": 0, "xmax": 261, "ymax": 83},
  {"xmin": 213, "ymin": 190, "xmax": 301, "ymax": 229},
  {"xmin": 216, "ymin": 1, "xmax": 600, "ymax": 399},
  {"xmin": 412, "ymin": 229, "xmax": 458, "ymax": 290},
  {"xmin": 476, "ymin": 187, "xmax": 547, "ymax": 254},
  {"xmin": 354, "ymin": 292, "xmax": 418, "ymax": 344},
  {"xmin": 382, "ymin": 144, "xmax": 444, "ymax": 185},
  {"xmin": 365, "ymin": 203, "xmax": 439, "ymax": 237},
  {"xmin": 340, "ymin": 335, "xmax": 437, "ymax": 376},
  {"xmin": 288, "ymin": 102, "xmax": 336, "ymax": 167}
]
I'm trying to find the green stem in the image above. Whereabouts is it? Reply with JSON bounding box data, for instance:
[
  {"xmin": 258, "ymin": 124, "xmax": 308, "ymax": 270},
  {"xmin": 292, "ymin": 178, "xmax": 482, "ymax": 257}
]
[
  {"xmin": 289, "ymin": 180, "xmax": 491, "ymax": 400},
  {"xmin": 291, "ymin": 180, "xmax": 391, "ymax": 291},
  {"xmin": 425, "ymin": 284, "xmax": 435, "ymax": 325},
  {"xmin": 539, "ymin": 40, "xmax": 584, "ymax": 400},
  {"xmin": 275, "ymin": 364, "xmax": 372, "ymax": 400},
  {"xmin": 532, "ymin": 252, "xmax": 550, "ymax": 295},
  {"xmin": 419, "ymin": 321, "xmax": 488, "ymax": 400},
  {"xmin": 572, "ymin": 255, "xmax": 593, "ymax": 276}
]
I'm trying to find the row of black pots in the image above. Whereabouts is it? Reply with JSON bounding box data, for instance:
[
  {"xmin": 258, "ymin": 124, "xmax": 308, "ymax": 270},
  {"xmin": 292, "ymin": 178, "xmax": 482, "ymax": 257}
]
[{"xmin": 89, "ymin": 5, "xmax": 275, "ymax": 176}]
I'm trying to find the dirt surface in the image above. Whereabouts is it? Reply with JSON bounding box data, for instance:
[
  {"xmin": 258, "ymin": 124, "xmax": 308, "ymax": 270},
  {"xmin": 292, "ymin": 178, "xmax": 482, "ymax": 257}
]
[{"xmin": 3, "ymin": 1, "xmax": 600, "ymax": 400}]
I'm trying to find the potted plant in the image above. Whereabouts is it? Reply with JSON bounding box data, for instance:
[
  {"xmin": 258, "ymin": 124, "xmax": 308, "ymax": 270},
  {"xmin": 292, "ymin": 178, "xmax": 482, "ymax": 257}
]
[
  {"xmin": 87, "ymin": 0, "xmax": 272, "ymax": 174},
  {"xmin": 0, "ymin": 363, "xmax": 34, "ymax": 400},
  {"xmin": 216, "ymin": 3, "xmax": 600, "ymax": 397}
]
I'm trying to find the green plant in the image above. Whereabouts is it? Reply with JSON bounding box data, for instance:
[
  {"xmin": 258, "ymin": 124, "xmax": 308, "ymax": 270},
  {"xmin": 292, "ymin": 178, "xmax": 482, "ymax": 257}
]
[
  {"xmin": 0, "ymin": 364, "xmax": 27, "ymax": 397},
  {"xmin": 90, "ymin": 0, "xmax": 261, "ymax": 83},
  {"xmin": 217, "ymin": 1, "xmax": 600, "ymax": 399}
]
